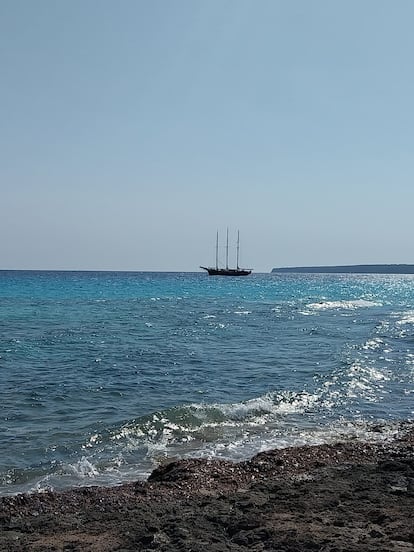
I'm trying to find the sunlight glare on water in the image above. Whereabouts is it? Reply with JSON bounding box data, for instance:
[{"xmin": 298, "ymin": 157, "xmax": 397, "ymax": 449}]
[{"xmin": 0, "ymin": 271, "xmax": 413, "ymax": 494}]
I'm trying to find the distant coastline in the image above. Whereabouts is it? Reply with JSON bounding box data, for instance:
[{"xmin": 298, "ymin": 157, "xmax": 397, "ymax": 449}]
[{"xmin": 271, "ymin": 264, "xmax": 414, "ymax": 274}]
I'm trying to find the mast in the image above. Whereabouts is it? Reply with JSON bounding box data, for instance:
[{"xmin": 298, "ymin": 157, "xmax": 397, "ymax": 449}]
[
  {"xmin": 226, "ymin": 227, "xmax": 229, "ymax": 270},
  {"xmin": 215, "ymin": 230, "xmax": 219, "ymax": 269},
  {"xmin": 236, "ymin": 230, "xmax": 240, "ymax": 270}
]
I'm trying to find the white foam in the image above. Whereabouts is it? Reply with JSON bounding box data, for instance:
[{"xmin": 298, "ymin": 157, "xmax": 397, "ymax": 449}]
[
  {"xmin": 362, "ymin": 338, "xmax": 384, "ymax": 350},
  {"xmin": 396, "ymin": 311, "xmax": 414, "ymax": 325},
  {"xmin": 177, "ymin": 418, "xmax": 407, "ymax": 464},
  {"xmin": 82, "ymin": 433, "xmax": 101, "ymax": 449},
  {"xmin": 66, "ymin": 457, "xmax": 99, "ymax": 478},
  {"xmin": 109, "ymin": 390, "xmax": 324, "ymax": 462},
  {"xmin": 349, "ymin": 362, "xmax": 390, "ymax": 381},
  {"xmin": 306, "ymin": 299, "xmax": 381, "ymax": 311}
]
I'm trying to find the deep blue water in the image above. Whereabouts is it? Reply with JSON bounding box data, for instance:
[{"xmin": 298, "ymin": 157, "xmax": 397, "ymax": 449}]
[{"xmin": 0, "ymin": 270, "xmax": 413, "ymax": 495}]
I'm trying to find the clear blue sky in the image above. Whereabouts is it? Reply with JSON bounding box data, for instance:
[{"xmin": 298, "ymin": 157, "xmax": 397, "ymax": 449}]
[{"xmin": 1, "ymin": 0, "xmax": 413, "ymax": 272}]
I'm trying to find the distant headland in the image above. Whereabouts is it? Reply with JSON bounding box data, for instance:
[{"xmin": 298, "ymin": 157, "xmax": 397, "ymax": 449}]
[{"xmin": 271, "ymin": 264, "xmax": 414, "ymax": 274}]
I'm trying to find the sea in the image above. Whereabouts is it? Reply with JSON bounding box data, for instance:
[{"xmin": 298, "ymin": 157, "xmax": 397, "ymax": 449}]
[{"xmin": 0, "ymin": 270, "xmax": 413, "ymax": 496}]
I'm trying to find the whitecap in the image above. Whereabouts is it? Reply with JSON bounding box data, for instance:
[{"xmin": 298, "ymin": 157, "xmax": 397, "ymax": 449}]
[
  {"xmin": 396, "ymin": 311, "xmax": 414, "ymax": 325},
  {"xmin": 307, "ymin": 299, "xmax": 381, "ymax": 311},
  {"xmin": 65, "ymin": 457, "xmax": 99, "ymax": 478},
  {"xmin": 362, "ymin": 338, "xmax": 384, "ymax": 350}
]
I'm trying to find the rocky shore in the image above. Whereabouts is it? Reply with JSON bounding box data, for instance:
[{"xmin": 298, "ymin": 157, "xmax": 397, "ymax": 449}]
[{"xmin": 1, "ymin": 425, "xmax": 413, "ymax": 551}]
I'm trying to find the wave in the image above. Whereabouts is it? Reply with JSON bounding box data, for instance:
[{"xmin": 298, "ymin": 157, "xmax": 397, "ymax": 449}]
[
  {"xmin": 74, "ymin": 369, "xmax": 401, "ymax": 471},
  {"xmin": 2, "ymin": 315, "xmax": 411, "ymax": 496},
  {"xmin": 24, "ymin": 416, "xmax": 409, "ymax": 496},
  {"xmin": 395, "ymin": 310, "xmax": 414, "ymax": 325},
  {"xmin": 2, "ymin": 383, "xmax": 410, "ymax": 496},
  {"xmin": 305, "ymin": 299, "xmax": 382, "ymax": 312}
]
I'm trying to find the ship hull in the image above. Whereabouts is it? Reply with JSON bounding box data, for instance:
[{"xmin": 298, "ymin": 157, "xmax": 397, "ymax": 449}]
[{"xmin": 200, "ymin": 267, "xmax": 251, "ymax": 276}]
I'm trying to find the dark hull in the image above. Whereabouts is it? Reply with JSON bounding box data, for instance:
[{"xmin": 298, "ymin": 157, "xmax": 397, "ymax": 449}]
[{"xmin": 200, "ymin": 266, "xmax": 252, "ymax": 276}]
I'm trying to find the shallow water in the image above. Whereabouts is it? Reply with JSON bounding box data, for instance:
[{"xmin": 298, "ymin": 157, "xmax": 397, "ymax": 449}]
[{"xmin": 0, "ymin": 270, "xmax": 413, "ymax": 494}]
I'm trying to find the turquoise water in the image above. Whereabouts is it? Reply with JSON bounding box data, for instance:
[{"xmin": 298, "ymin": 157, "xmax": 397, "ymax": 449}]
[{"xmin": 0, "ymin": 271, "xmax": 413, "ymax": 495}]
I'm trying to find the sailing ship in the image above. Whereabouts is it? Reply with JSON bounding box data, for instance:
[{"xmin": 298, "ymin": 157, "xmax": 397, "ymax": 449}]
[{"xmin": 200, "ymin": 229, "xmax": 252, "ymax": 276}]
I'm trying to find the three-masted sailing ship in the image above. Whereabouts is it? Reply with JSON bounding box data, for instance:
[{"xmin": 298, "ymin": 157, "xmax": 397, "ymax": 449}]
[{"xmin": 200, "ymin": 229, "xmax": 252, "ymax": 276}]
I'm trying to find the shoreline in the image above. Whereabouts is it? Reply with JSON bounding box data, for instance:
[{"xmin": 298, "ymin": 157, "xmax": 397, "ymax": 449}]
[{"xmin": 1, "ymin": 423, "xmax": 413, "ymax": 551}]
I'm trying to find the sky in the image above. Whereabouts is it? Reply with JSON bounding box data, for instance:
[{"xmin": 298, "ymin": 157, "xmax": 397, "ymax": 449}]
[{"xmin": 1, "ymin": 0, "xmax": 414, "ymax": 273}]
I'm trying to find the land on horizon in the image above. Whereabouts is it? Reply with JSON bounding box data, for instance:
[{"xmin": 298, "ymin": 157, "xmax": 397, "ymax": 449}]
[{"xmin": 272, "ymin": 264, "xmax": 414, "ymax": 274}]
